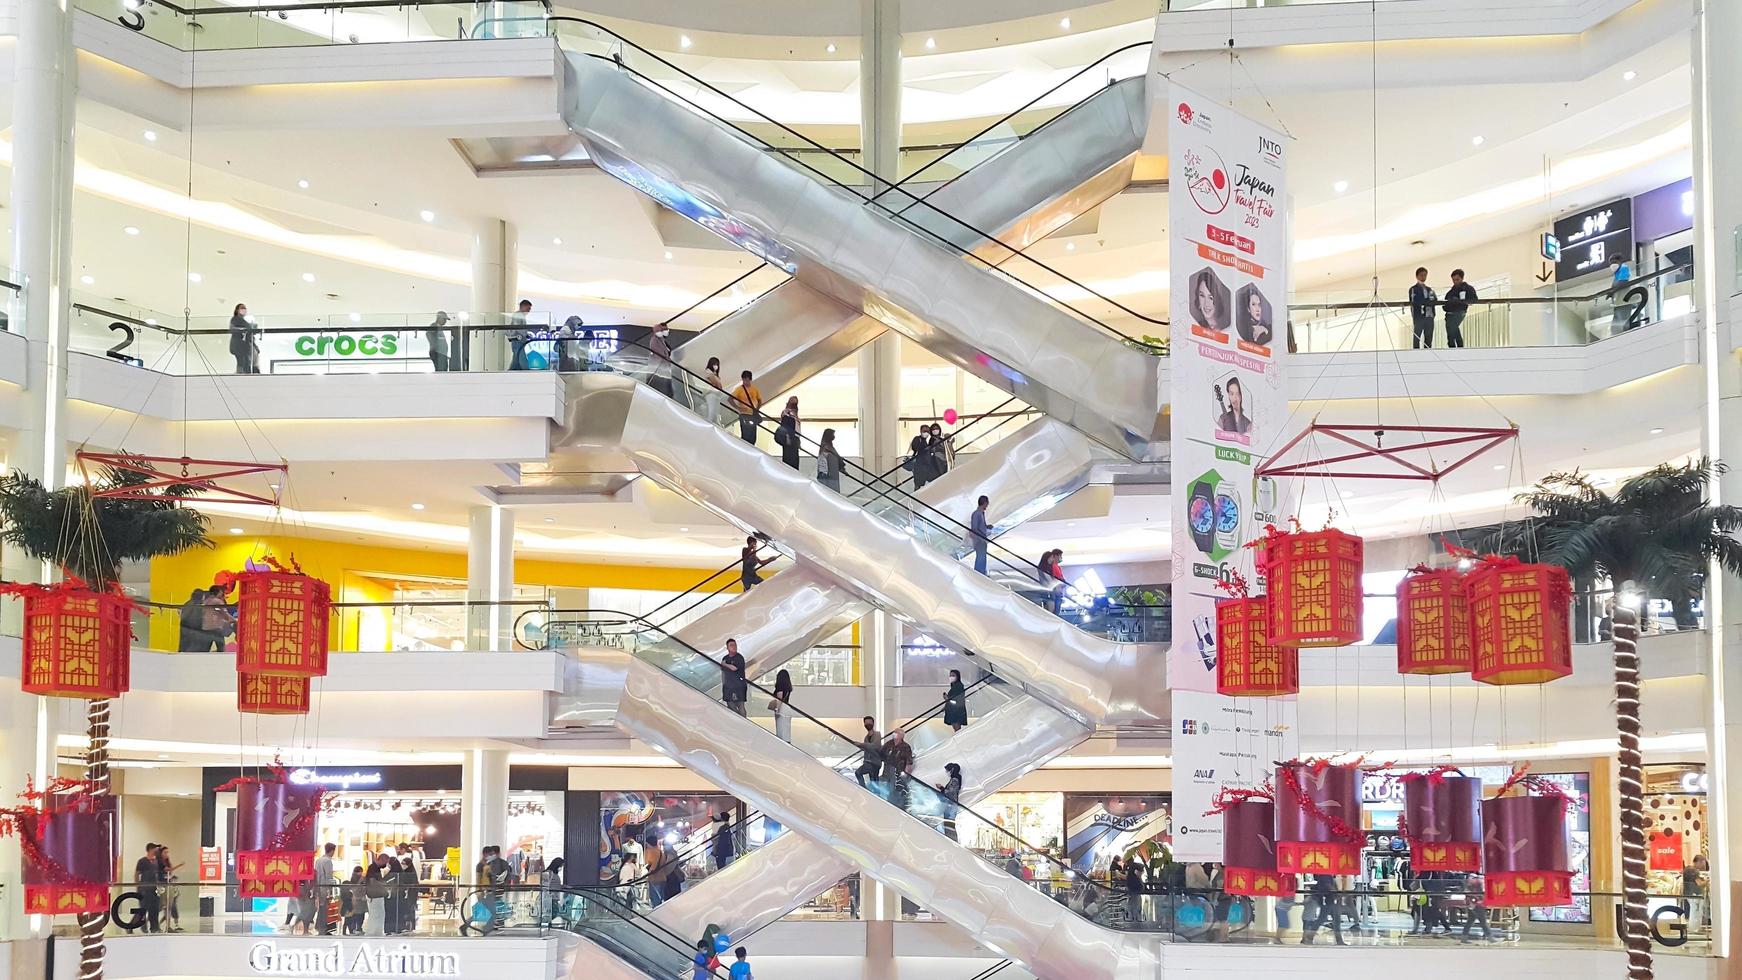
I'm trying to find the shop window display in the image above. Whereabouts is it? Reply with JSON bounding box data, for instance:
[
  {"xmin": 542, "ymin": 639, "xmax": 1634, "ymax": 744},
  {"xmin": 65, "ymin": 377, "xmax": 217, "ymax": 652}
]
[
  {"xmin": 600, "ymin": 791, "xmax": 739, "ymax": 884},
  {"xmin": 1065, "ymin": 794, "xmax": 1171, "ymax": 875},
  {"xmin": 1644, "ymin": 764, "xmax": 1709, "ymax": 931}
]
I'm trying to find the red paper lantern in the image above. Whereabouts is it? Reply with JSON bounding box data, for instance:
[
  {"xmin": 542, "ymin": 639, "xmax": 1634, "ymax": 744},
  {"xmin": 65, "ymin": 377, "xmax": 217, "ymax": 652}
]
[
  {"xmin": 8, "ymin": 584, "xmax": 132, "ymax": 699},
  {"xmin": 1215, "ymin": 596, "xmax": 1299, "ymax": 697},
  {"xmin": 1396, "ymin": 568, "xmax": 1471, "ymax": 675},
  {"xmin": 234, "ymin": 781, "xmax": 319, "ymax": 897},
  {"xmin": 237, "ymin": 672, "xmax": 311, "ymax": 716},
  {"xmin": 1222, "ymin": 799, "xmax": 1296, "ymax": 897},
  {"xmin": 1482, "ymin": 794, "xmax": 1573, "ymax": 906},
  {"xmin": 234, "ymin": 570, "xmax": 332, "ymax": 678},
  {"xmin": 1468, "ymin": 561, "xmax": 1572, "ymax": 685},
  {"xmin": 1274, "ymin": 762, "xmax": 1363, "ymax": 875},
  {"xmin": 1260, "ymin": 528, "xmax": 1364, "ymax": 649},
  {"xmin": 20, "ymin": 806, "xmax": 115, "ymax": 915},
  {"xmin": 1401, "ymin": 775, "xmax": 1482, "ymax": 872}
]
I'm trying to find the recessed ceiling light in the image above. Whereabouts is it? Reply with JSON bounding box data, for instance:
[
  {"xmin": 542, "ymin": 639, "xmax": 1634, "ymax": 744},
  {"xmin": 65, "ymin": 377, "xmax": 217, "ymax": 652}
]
[
  {"xmin": 1340, "ymin": 490, "xmax": 1354, "ymax": 498},
  {"xmin": 157, "ymin": 753, "xmax": 169, "ymax": 759},
  {"xmin": 826, "ymin": 42, "xmax": 836, "ymax": 53},
  {"xmin": 411, "ymin": 502, "xmax": 426, "ymax": 510},
  {"xmin": 187, "ymin": 272, "xmax": 202, "ymax": 283},
  {"xmin": 1623, "ymin": 70, "xmax": 1637, "ymax": 81},
  {"xmin": 301, "ymin": 272, "xmax": 315, "ymax": 282},
  {"xmin": 924, "ymin": 36, "xmax": 936, "ymax": 49},
  {"xmin": 552, "ymin": 237, "xmax": 563, "ymax": 246},
  {"xmin": 542, "ymin": 517, "xmax": 555, "ymax": 523},
  {"xmin": 679, "ymin": 34, "xmax": 691, "ymax": 48},
  {"xmin": 1493, "ymin": 463, "xmax": 1506, "ymax": 471},
  {"xmin": 142, "ymin": 129, "xmax": 157, "ymax": 142},
  {"xmin": 1065, "ymin": 241, "xmax": 1075, "ymax": 251},
  {"xmin": 348, "ymin": 313, "xmax": 361, "ymax": 322},
  {"xmin": 1471, "ymin": 135, "xmax": 1485, "ymax": 146},
  {"xmin": 1059, "ymin": 17, "xmax": 1071, "ymax": 28},
  {"xmin": 1650, "ymin": 427, "xmax": 1665, "ymax": 434},
  {"xmin": 1332, "ymin": 180, "xmax": 1349, "ymax": 194},
  {"xmin": 228, "ymin": 527, "xmax": 244, "ymax": 535},
  {"xmin": 297, "ymin": 179, "xmax": 310, "ymax": 189},
  {"xmin": 145, "ymin": 318, "xmax": 158, "ymax": 326},
  {"xmin": 419, "ymin": 209, "xmax": 435, "ymax": 223},
  {"xmin": 679, "ymin": 527, "xmax": 690, "ymax": 532},
  {"xmin": 80, "ymin": 275, "xmax": 94, "ymax": 285},
  {"xmin": 664, "ymin": 251, "xmax": 673, "ymax": 260},
  {"xmin": 124, "ymin": 225, "xmax": 140, "ymax": 236}
]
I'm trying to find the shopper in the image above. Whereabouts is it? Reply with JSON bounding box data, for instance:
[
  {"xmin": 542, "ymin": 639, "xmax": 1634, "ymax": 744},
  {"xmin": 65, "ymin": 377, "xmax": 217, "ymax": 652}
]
[
  {"xmin": 776, "ymin": 396, "xmax": 801, "ymax": 469},
  {"xmin": 177, "ymin": 587, "xmax": 219, "ymax": 652},
  {"xmin": 555, "ymin": 317, "xmax": 583, "ymax": 373},
  {"xmin": 711, "ymin": 810, "xmax": 737, "ymax": 870},
  {"xmin": 729, "ymin": 947, "xmax": 755, "ymax": 980},
  {"xmin": 906, "ymin": 434, "xmax": 935, "ymax": 490},
  {"xmin": 1610, "ymin": 255, "xmax": 1636, "ymax": 332},
  {"xmin": 927, "ymin": 423, "xmax": 952, "ymax": 476},
  {"xmin": 703, "ymin": 357, "xmax": 730, "ymax": 426},
  {"xmin": 397, "ymin": 858, "xmax": 421, "ymax": 934},
  {"xmin": 157, "ymin": 845, "xmax": 184, "ymax": 932},
  {"xmin": 1686, "ymin": 855, "xmax": 1709, "ymax": 928},
  {"xmin": 1274, "ymin": 892, "xmax": 1297, "ymax": 943},
  {"xmin": 1038, "ymin": 549, "xmax": 1067, "ymax": 612},
  {"xmin": 647, "ymin": 322, "xmax": 676, "ymax": 397},
  {"xmin": 474, "ymin": 844, "xmax": 511, "ymax": 934},
  {"xmin": 1611, "ymin": 252, "xmax": 1633, "ymax": 286},
  {"xmin": 1408, "ymin": 267, "xmax": 1437, "ymax": 349},
  {"xmin": 1443, "ymin": 270, "xmax": 1476, "ymax": 349},
  {"xmin": 341, "ymin": 867, "xmax": 365, "ymax": 935},
  {"xmin": 313, "ymin": 842, "xmax": 338, "ymax": 935},
  {"xmin": 135, "ymin": 843, "xmax": 163, "ymax": 933},
  {"xmin": 229, "ymin": 304, "xmax": 260, "ymax": 374},
  {"xmin": 816, "ymin": 428, "xmax": 843, "ymax": 492},
  {"xmin": 731, "ymin": 370, "xmax": 764, "ymax": 444},
  {"xmin": 771, "ymin": 668, "xmax": 794, "ymax": 742},
  {"xmin": 943, "ymin": 668, "xmax": 968, "ymax": 732},
  {"xmin": 619, "ymin": 850, "xmax": 648, "ymax": 914},
  {"xmin": 739, "ymin": 537, "xmax": 766, "ymax": 591},
  {"xmin": 881, "ymin": 728, "xmax": 916, "ymax": 809},
  {"xmin": 1460, "ymin": 871, "xmax": 1493, "ymax": 943},
  {"xmin": 969, "ymin": 496, "xmax": 991, "ymax": 574},
  {"xmin": 1300, "ymin": 873, "xmax": 1347, "ymax": 945},
  {"xmin": 854, "ymin": 716, "xmax": 884, "ymax": 788},
  {"xmin": 642, "ymin": 834, "xmax": 666, "ymax": 908},
  {"xmin": 659, "ymin": 834, "xmax": 686, "ymax": 904},
  {"xmin": 363, "ymin": 863, "xmax": 388, "ymax": 936},
  {"xmin": 691, "ymin": 940, "xmax": 713, "ymax": 980},
  {"xmin": 508, "ymin": 299, "xmax": 533, "ymax": 370},
  {"xmin": 426, "ymin": 312, "xmax": 452, "ymax": 372},
  {"xmin": 1126, "ymin": 858, "xmax": 1147, "ymax": 924},
  {"xmin": 936, "ymin": 762, "xmax": 963, "ymax": 842},
  {"xmin": 720, "ymin": 638, "xmax": 748, "ymax": 716}
]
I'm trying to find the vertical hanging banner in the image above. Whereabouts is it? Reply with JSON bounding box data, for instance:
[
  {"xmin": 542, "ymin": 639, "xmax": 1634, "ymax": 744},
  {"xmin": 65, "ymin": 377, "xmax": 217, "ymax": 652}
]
[{"xmin": 1168, "ymin": 84, "xmax": 1299, "ymax": 861}]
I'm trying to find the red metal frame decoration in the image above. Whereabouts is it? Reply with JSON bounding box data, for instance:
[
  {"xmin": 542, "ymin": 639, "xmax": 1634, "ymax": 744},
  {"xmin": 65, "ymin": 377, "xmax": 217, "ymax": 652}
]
[
  {"xmin": 1255, "ymin": 424, "xmax": 1518, "ymax": 482},
  {"xmin": 74, "ymin": 451, "xmax": 286, "ymax": 506}
]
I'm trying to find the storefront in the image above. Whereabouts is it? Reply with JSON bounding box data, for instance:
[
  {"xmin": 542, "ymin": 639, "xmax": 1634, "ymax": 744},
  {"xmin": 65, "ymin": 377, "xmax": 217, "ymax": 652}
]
[
  {"xmin": 1064, "ymin": 794, "xmax": 1171, "ymax": 875},
  {"xmin": 1644, "ymin": 762, "xmax": 1708, "ymax": 930}
]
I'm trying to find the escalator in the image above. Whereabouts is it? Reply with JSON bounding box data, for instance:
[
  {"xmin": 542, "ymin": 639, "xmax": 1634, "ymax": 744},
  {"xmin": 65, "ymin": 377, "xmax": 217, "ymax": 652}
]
[
  {"xmin": 671, "ymin": 47, "xmax": 1152, "ymax": 399},
  {"xmin": 554, "ymin": 19, "xmax": 1164, "ymax": 458},
  {"xmin": 603, "ymin": 617, "xmax": 1160, "ymax": 979},
  {"xmin": 457, "ymin": 884, "xmax": 721, "ymax": 979}
]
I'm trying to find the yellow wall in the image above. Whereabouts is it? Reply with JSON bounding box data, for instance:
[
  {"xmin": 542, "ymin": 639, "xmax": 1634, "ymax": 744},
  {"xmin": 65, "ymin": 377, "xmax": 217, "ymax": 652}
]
[{"xmin": 148, "ymin": 535, "xmax": 744, "ymax": 651}]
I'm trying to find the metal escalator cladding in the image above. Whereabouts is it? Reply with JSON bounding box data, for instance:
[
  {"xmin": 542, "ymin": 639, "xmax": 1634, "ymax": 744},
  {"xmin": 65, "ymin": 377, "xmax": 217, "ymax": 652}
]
[{"xmin": 548, "ymin": 884, "xmax": 727, "ymax": 978}]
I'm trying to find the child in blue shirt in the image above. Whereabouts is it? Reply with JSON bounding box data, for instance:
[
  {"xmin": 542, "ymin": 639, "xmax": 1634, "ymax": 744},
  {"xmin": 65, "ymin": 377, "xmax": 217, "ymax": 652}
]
[{"xmin": 728, "ymin": 947, "xmax": 754, "ymax": 979}]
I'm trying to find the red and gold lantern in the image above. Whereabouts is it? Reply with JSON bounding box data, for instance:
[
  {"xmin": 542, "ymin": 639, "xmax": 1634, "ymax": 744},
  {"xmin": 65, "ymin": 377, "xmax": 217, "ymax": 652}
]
[
  {"xmin": 233, "ymin": 569, "xmax": 332, "ymax": 678},
  {"xmin": 1467, "ymin": 560, "xmax": 1572, "ymax": 685},
  {"xmin": 1401, "ymin": 774, "xmax": 1482, "ymax": 872},
  {"xmin": 1260, "ymin": 528, "xmax": 1364, "ymax": 649},
  {"xmin": 2, "ymin": 582, "xmax": 133, "ymax": 699},
  {"xmin": 1396, "ymin": 568, "xmax": 1471, "ymax": 675},
  {"xmin": 1274, "ymin": 762, "xmax": 1363, "ymax": 875},
  {"xmin": 234, "ymin": 781, "xmax": 319, "ymax": 897},
  {"xmin": 1482, "ymin": 794, "xmax": 1573, "ymax": 907},
  {"xmin": 20, "ymin": 806, "xmax": 115, "ymax": 915},
  {"xmin": 238, "ymin": 672, "xmax": 311, "ymax": 716},
  {"xmin": 1216, "ymin": 596, "xmax": 1299, "ymax": 697},
  {"xmin": 1222, "ymin": 799, "xmax": 1296, "ymax": 897}
]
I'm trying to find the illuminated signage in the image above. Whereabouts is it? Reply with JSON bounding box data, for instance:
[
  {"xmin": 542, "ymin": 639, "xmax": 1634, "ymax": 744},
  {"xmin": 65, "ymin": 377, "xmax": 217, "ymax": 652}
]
[
  {"xmin": 248, "ymin": 942, "xmax": 458, "ymax": 977},
  {"xmin": 1680, "ymin": 771, "xmax": 1708, "ymax": 795},
  {"xmin": 290, "ymin": 334, "xmax": 401, "ymax": 358},
  {"xmin": 287, "ymin": 769, "xmax": 383, "ymax": 789},
  {"xmin": 1551, "ymin": 197, "xmax": 1633, "ymax": 282}
]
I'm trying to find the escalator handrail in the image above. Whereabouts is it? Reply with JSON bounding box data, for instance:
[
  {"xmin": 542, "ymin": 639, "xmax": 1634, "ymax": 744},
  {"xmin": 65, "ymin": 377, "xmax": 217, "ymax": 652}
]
[
  {"xmin": 664, "ymin": 263, "xmax": 776, "ymax": 329},
  {"xmin": 538, "ymin": 884, "xmax": 730, "ymax": 977},
  {"xmin": 569, "ymin": 608, "xmax": 1123, "ymax": 905},
  {"xmin": 548, "ymin": 17, "xmax": 1167, "ymax": 345},
  {"xmin": 856, "ymin": 396, "xmax": 1033, "ymax": 512}
]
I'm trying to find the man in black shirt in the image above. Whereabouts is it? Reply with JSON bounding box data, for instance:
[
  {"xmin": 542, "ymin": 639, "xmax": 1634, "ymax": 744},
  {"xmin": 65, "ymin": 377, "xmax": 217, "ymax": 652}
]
[
  {"xmin": 1443, "ymin": 269, "xmax": 1477, "ymax": 349},
  {"xmin": 719, "ymin": 638, "xmax": 748, "ymax": 716},
  {"xmin": 136, "ymin": 843, "xmax": 163, "ymax": 933},
  {"xmin": 853, "ymin": 716, "xmax": 883, "ymax": 787},
  {"xmin": 1408, "ymin": 267, "xmax": 1438, "ymax": 349}
]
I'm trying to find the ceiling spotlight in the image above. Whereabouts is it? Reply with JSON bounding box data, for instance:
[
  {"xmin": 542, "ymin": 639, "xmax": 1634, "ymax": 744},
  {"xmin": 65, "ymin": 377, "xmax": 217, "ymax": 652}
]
[
  {"xmin": 1623, "ymin": 70, "xmax": 1637, "ymax": 81},
  {"xmin": 301, "ymin": 272, "xmax": 316, "ymax": 282},
  {"xmin": 1059, "ymin": 17, "xmax": 1071, "ymax": 28},
  {"xmin": 228, "ymin": 527, "xmax": 244, "ymax": 535},
  {"xmin": 542, "ymin": 517, "xmax": 555, "ymax": 523},
  {"xmin": 1493, "ymin": 463, "xmax": 1506, "ymax": 471},
  {"xmin": 142, "ymin": 129, "xmax": 157, "ymax": 142},
  {"xmin": 679, "ymin": 34, "xmax": 692, "ymax": 49},
  {"xmin": 679, "ymin": 527, "xmax": 690, "ymax": 532},
  {"xmin": 80, "ymin": 275, "xmax": 94, "ymax": 285},
  {"xmin": 187, "ymin": 272, "xmax": 202, "ymax": 283},
  {"xmin": 348, "ymin": 312, "xmax": 362, "ymax": 322},
  {"xmin": 826, "ymin": 42, "xmax": 836, "ymax": 53},
  {"xmin": 664, "ymin": 251, "xmax": 674, "ymax": 260},
  {"xmin": 1065, "ymin": 241, "xmax": 1075, "ymax": 251},
  {"xmin": 1471, "ymin": 135, "xmax": 1485, "ymax": 146},
  {"xmin": 419, "ymin": 209, "xmax": 435, "ymax": 223},
  {"xmin": 298, "ymin": 179, "xmax": 310, "ymax": 189},
  {"xmin": 552, "ymin": 237, "xmax": 563, "ymax": 245},
  {"xmin": 124, "ymin": 225, "xmax": 140, "ymax": 236},
  {"xmin": 924, "ymin": 36, "xmax": 936, "ymax": 49},
  {"xmin": 1340, "ymin": 490, "xmax": 1354, "ymax": 498},
  {"xmin": 1333, "ymin": 180, "xmax": 1349, "ymax": 194},
  {"xmin": 1649, "ymin": 427, "xmax": 1665, "ymax": 434},
  {"xmin": 411, "ymin": 503, "xmax": 426, "ymax": 510}
]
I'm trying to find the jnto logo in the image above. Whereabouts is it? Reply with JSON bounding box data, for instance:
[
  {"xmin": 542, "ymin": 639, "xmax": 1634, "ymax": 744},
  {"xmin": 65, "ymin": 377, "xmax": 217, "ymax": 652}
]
[{"xmin": 1177, "ymin": 102, "xmax": 1194, "ymax": 125}]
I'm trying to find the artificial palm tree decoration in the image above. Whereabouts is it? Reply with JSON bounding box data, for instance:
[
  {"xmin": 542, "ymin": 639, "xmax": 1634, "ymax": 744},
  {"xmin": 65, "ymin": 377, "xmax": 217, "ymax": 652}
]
[
  {"xmin": 1509, "ymin": 459, "xmax": 1742, "ymax": 980},
  {"xmin": 0, "ymin": 458, "xmax": 211, "ymax": 980}
]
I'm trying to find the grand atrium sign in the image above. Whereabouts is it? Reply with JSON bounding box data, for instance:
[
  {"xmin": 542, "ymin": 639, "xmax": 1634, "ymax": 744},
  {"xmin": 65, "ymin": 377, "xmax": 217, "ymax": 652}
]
[{"xmin": 247, "ymin": 941, "xmax": 459, "ymax": 978}]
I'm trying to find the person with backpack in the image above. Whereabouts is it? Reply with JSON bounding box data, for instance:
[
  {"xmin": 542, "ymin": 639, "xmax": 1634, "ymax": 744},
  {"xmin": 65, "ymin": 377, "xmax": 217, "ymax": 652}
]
[{"xmin": 711, "ymin": 811, "xmax": 738, "ymax": 870}]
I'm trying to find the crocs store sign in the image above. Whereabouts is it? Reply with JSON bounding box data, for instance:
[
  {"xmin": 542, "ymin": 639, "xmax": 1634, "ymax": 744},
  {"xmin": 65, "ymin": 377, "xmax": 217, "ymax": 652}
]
[{"xmin": 248, "ymin": 942, "xmax": 459, "ymax": 977}]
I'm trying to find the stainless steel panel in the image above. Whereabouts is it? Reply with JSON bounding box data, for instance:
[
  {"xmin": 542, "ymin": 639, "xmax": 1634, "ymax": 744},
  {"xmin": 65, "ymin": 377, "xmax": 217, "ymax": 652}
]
[
  {"xmin": 548, "ymin": 644, "xmax": 632, "ymax": 729},
  {"xmin": 558, "ymin": 933, "xmax": 660, "ymax": 980},
  {"xmin": 562, "ymin": 54, "xmax": 1161, "ymax": 458},
  {"xmin": 672, "ymin": 562, "xmax": 865, "ymax": 677},
  {"xmin": 671, "ymin": 283, "xmax": 876, "ymax": 397},
  {"xmin": 618, "ymin": 658, "xmax": 1146, "ymax": 979}
]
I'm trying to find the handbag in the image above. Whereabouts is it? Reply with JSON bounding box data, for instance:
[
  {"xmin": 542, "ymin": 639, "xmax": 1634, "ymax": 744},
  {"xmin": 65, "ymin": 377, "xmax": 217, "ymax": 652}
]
[{"xmin": 766, "ymin": 699, "xmax": 780, "ymax": 711}]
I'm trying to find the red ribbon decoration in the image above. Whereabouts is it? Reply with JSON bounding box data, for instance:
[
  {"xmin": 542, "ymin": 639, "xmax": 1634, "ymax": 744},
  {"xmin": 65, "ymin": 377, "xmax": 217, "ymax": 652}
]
[
  {"xmin": 1491, "ymin": 763, "xmax": 1578, "ymax": 811},
  {"xmin": 1204, "ymin": 783, "xmax": 1275, "ymax": 817},
  {"xmin": 0, "ymin": 777, "xmax": 110, "ymax": 890},
  {"xmin": 212, "ymin": 760, "xmax": 331, "ymax": 851},
  {"xmin": 1275, "ymin": 757, "xmax": 1366, "ymax": 846}
]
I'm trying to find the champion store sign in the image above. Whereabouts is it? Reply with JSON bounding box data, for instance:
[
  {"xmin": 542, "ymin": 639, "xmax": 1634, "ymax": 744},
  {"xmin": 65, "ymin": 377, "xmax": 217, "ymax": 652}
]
[{"xmin": 248, "ymin": 941, "xmax": 460, "ymax": 978}]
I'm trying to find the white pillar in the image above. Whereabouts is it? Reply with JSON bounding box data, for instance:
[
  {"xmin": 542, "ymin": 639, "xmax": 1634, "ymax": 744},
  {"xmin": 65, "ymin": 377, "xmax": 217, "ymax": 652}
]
[
  {"xmin": 468, "ymin": 218, "xmax": 518, "ymax": 369},
  {"xmin": 1693, "ymin": 0, "xmax": 1742, "ymax": 957},
  {"xmin": 460, "ymin": 748, "xmax": 511, "ymax": 876},
  {"xmin": 466, "ymin": 504, "xmax": 515, "ymax": 651},
  {"xmin": 855, "ymin": 0, "xmax": 903, "ymax": 475}
]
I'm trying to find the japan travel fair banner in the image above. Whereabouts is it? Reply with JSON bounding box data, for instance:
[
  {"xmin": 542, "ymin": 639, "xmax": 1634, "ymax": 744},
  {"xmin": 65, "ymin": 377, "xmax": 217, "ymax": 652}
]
[{"xmin": 1167, "ymin": 84, "xmax": 1298, "ymax": 860}]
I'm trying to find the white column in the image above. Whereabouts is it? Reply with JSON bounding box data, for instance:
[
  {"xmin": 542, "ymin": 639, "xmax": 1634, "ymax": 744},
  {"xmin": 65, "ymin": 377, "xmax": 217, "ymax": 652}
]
[
  {"xmin": 855, "ymin": 0, "xmax": 903, "ymax": 475},
  {"xmin": 468, "ymin": 218, "xmax": 518, "ymax": 369},
  {"xmin": 1693, "ymin": 0, "xmax": 1742, "ymax": 958},
  {"xmin": 466, "ymin": 504, "xmax": 515, "ymax": 651},
  {"xmin": 460, "ymin": 749, "xmax": 511, "ymax": 876}
]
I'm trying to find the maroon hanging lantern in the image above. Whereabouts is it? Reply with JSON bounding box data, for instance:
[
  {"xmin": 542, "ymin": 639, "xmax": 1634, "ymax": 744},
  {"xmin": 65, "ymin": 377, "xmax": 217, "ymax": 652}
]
[
  {"xmin": 1396, "ymin": 568, "xmax": 1472, "ymax": 675},
  {"xmin": 1400, "ymin": 774, "xmax": 1482, "ymax": 872},
  {"xmin": 233, "ymin": 780, "xmax": 321, "ymax": 897},
  {"xmin": 1483, "ymin": 794, "xmax": 1574, "ymax": 907},
  {"xmin": 1221, "ymin": 799, "xmax": 1296, "ymax": 897},
  {"xmin": 1274, "ymin": 762, "xmax": 1363, "ymax": 875},
  {"xmin": 1, "ymin": 779, "xmax": 115, "ymax": 916}
]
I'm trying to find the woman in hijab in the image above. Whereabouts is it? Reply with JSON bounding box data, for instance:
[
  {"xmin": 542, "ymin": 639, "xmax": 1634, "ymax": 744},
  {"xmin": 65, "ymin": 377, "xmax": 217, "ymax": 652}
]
[
  {"xmin": 397, "ymin": 858, "xmax": 421, "ymax": 934},
  {"xmin": 771, "ymin": 668, "xmax": 794, "ymax": 743},
  {"xmin": 816, "ymin": 428, "xmax": 843, "ymax": 493},
  {"xmin": 906, "ymin": 434, "xmax": 934, "ymax": 490},
  {"xmin": 943, "ymin": 668, "xmax": 968, "ymax": 733},
  {"xmin": 927, "ymin": 423, "xmax": 951, "ymax": 477},
  {"xmin": 777, "ymin": 396, "xmax": 801, "ymax": 469},
  {"xmin": 229, "ymin": 303, "xmax": 260, "ymax": 374},
  {"xmin": 363, "ymin": 863, "xmax": 388, "ymax": 936},
  {"xmin": 936, "ymin": 762, "xmax": 963, "ymax": 842},
  {"xmin": 342, "ymin": 866, "xmax": 365, "ymax": 935}
]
